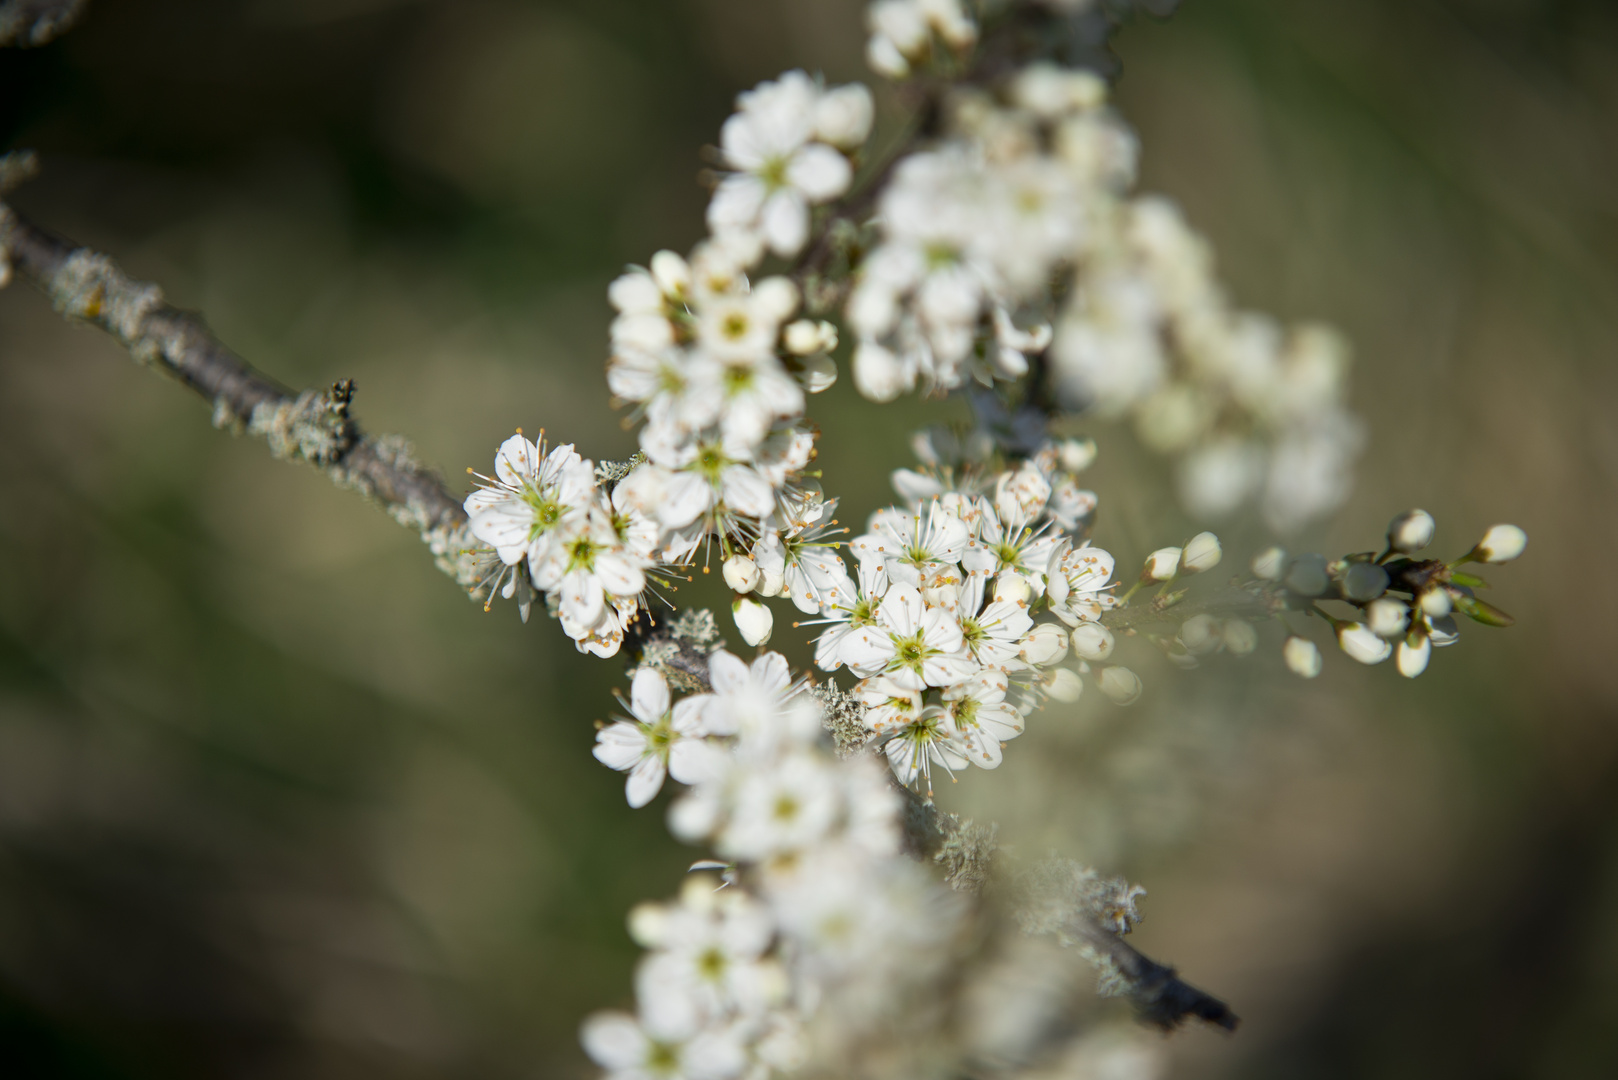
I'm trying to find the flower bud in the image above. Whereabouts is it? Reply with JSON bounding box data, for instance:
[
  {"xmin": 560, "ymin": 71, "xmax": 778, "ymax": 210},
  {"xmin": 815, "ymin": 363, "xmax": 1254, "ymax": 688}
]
[
  {"xmin": 1337, "ymin": 622, "xmax": 1392, "ymax": 665},
  {"xmin": 628, "ymin": 901, "xmax": 670, "ymax": 948},
  {"xmin": 1070, "ymin": 622, "xmax": 1115, "ymax": 661},
  {"xmin": 993, "ymin": 572, "xmax": 1032, "ymax": 606},
  {"xmin": 1058, "ymin": 437, "xmax": 1097, "ymax": 473},
  {"xmin": 1366, "ymin": 597, "xmax": 1409, "ymax": 639},
  {"xmin": 1252, "ymin": 545, "xmax": 1287, "ymax": 581},
  {"xmin": 1098, "ymin": 665, "xmax": 1143, "ymax": 705},
  {"xmin": 853, "ymin": 341, "xmax": 913, "ymax": 403},
  {"xmin": 722, "ymin": 554, "xmax": 760, "ymax": 594},
  {"xmin": 1044, "ymin": 668, "xmax": 1084, "ymax": 703},
  {"xmin": 1222, "ymin": 620, "xmax": 1258, "ymax": 656},
  {"xmin": 732, "ymin": 596, "xmax": 773, "ymax": 646},
  {"xmin": 1283, "ymin": 635, "xmax": 1322, "ymax": 679},
  {"xmin": 1284, "ymin": 553, "xmax": 1329, "ymax": 597},
  {"xmin": 1427, "ymin": 614, "xmax": 1460, "ymax": 647},
  {"xmin": 784, "ymin": 319, "xmax": 824, "ymax": 355},
  {"xmin": 1386, "ymin": 509, "xmax": 1435, "ymax": 553},
  {"xmin": 1471, "ymin": 524, "xmax": 1527, "ymax": 564},
  {"xmin": 1019, "ymin": 622, "xmax": 1069, "ymax": 667},
  {"xmin": 1418, "ymin": 586, "xmax": 1452, "ymax": 618},
  {"xmin": 0, "ymin": 253, "xmax": 11, "ymax": 291},
  {"xmin": 795, "ymin": 353, "xmax": 838, "ymax": 393},
  {"xmin": 813, "ymin": 83, "xmax": 875, "ymax": 149},
  {"xmin": 1143, "ymin": 547, "xmax": 1182, "ymax": 582},
  {"xmin": 649, "ymin": 250, "xmax": 690, "ymax": 298},
  {"xmin": 1180, "ymin": 614, "xmax": 1222, "ymax": 655},
  {"xmin": 1181, "ymin": 532, "xmax": 1222, "ymax": 574},
  {"xmin": 1396, "ymin": 632, "xmax": 1431, "ymax": 678},
  {"xmin": 1340, "ymin": 561, "xmax": 1389, "ymax": 603}
]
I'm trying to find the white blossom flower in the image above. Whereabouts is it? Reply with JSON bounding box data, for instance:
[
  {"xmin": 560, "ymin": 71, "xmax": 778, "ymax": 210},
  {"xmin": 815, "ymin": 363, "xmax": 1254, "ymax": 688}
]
[
  {"xmin": 634, "ymin": 882, "xmax": 783, "ymax": 1020},
  {"xmin": 882, "ymin": 705, "xmax": 970, "ymax": 789},
  {"xmin": 580, "ymin": 1008, "xmax": 746, "ymax": 1080},
  {"xmin": 719, "ymin": 748, "xmax": 842, "ymax": 861},
  {"xmin": 594, "ymin": 668, "xmax": 722, "ymax": 808},
  {"xmin": 850, "ymin": 501, "xmax": 971, "ymax": 588},
  {"xmin": 956, "ymin": 574, "xmax": 1034, "ymax": 669},
  {"xmin": 708, "ymin": 72, "xmax": 858, "ymax": 258},
  {"xmin": 840, "ymin": 582, "xmax": 975, "ymax": 690},
  {"xmin": 464, "ymin": 433, "xmax": 596, "ymax": 574},
  {"xmin": 941, "ymin": 668, "xmax": 1025, "ymax": 768},
  {"xmin": 1045, "ymin": 541, "xmax": 1118, "ymax": 626},
  {"xmin": 853, "ymin": 675, "xmax": 926, "ymax": 737}
]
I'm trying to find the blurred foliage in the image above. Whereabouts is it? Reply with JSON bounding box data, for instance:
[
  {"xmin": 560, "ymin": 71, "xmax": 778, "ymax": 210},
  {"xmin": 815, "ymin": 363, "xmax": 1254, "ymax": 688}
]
[{"xmin": 2, "ymin": 0, "xmax": 1617, "ymax": 1077}]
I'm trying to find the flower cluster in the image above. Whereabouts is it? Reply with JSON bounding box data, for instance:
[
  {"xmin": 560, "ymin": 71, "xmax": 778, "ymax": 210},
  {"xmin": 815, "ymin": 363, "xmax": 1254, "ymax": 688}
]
[
  {"xmin": 585, "ymin": 649, "xmax": 959, "ymax": 1079},
  {"xmin": 1255, "ymin": 512, "xmax": 1528, "ymax": 680},
  {"xmin": 463, "ymin": 432, "xmax": 662, "ymax": 657},
  {"xmin": 848, "ymin": 66, "xmax": 1136, "ymax": 401},
  {"xmin": 851, "ymin": 34, "xmax": 1362, "ymax": 529},
  {"xmin": 795, "ymin": 441, "xmax": 1146, "ymax": 791}
]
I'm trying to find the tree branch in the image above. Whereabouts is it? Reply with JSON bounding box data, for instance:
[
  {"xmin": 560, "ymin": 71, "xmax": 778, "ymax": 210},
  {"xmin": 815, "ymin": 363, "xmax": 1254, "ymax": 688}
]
[{"xmin": 0, "ymin": 154, "xmax": 479, "ymax": 591}]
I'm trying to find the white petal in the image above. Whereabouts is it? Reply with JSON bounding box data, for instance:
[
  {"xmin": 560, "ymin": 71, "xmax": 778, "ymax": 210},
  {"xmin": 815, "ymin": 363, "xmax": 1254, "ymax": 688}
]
[
  {"xmin": 580, "ymin": 1013, "xmax": 647, "ymax": 1070},
  {"xmin": 630, "ymin": 667, "xmax": 670, "ymax": 724},
  {"xmin": 761, "ymin": 189, "xmax": 810, "ymax": 256},
  {"xmin": 593, "ymin": 722, "xmax": 648, "ymax": 772},
  {"xmin": 708, "ymin": 650, "xmax": 751, "ymax": 696},
  {"xmin": 596, "ymin": 550, "xmax": 647, "ymax": 597},
  {"xmin": 625, "ymin": 756, "xmax": 667, "ymax": 808},
  {"xmin": 787, "ymin": 142, "xmax": 853, "ymax": 201}
]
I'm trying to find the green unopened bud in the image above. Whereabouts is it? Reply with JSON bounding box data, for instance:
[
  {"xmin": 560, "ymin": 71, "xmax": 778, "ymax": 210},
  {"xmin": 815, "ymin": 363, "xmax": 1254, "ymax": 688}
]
[{"xmin": 1453, "ymin": 594, "xmax": 1515, "ymax": 628}]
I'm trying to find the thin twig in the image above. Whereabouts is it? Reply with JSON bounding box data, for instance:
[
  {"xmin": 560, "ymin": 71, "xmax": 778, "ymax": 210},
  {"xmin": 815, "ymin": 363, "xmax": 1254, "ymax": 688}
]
[{"xmin": 0, "ymin": 157, "xmax": 479, "ymax": 591}]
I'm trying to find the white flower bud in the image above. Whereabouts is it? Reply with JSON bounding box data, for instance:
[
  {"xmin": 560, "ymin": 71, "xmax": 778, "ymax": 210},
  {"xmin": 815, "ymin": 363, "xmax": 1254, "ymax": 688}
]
[
  {"xmin": 784, "ymin": 319, "xmax": 823, "ymax": 355},
  {"xmin": 1222, "ymin": 620, "xmax": 1258, "ymax": 656},
  {"xmin": 1143, "ymin": 547, "xmax": 1181, "ymax": 582},
  {"xmin": 1284, "ymin": 554, "xmax": 1329, "ymax": 597},
  {"xmin": 1180, "ymin": 614, "xmax": 1222, "ymax": 655},
  {"xmin": 1427, "ymin": 614, "xmax": 1460, "ymax": 647},
  {"xmin": 1044, "ymin": 668, "xmax": 1084, "ymax": 703},
  {"xmin": 732, "ymin": 596, "xmax": 773, "ymax": 646},
  {"xmin": 1396, "ymin": 633, "xmax": 1432, "ymax": 678},
  {"xmin": 627, "ymin": 901, "xmax": 670, "ymax": 948},
  {"xmin": 866, "ymin": 33, "xmax": 910, "ymax": 79},
  {"xmin": 1337, "ymin": 622, "xmax": 1392, "ymax": 665},
  {"xmin": 1418, "ymin": 586, "xmax": 1452, "ymax": 618},
  {"xmin": 1019, "ymin": 622, "xmax": 1070, "ymax": 667},
  {"xmin": 1283, "ymin": 635, "xmax": 1322, "ymax": 679},
  {"xmin": 723, "ymin": 555, "xmax": 760, "ymax": 594},
  {"xmin": 1181, "ymin": 532, "xmax": 1222, "ymax": 575},
  {"xmin": 0, "ymin": 253, "xmax": 11, "ymax": 291},
  {"xmin": 756, "ymin": 562, "xmax": 785, "ymax": 597},
  {"xmin": 1252, "ymin": 545, "xmax": 1287, "ymax": 581},
  {"xmin": 1070, "ymin": 622, "xmax": 1115, "ymax": 661},
  {"xmin": 752, "ymin": 276, "xmax": 800, "ymax": 322},
  {"xmin": 1472, "ymin": 524, "xmax": 1527, "ymax": 564},
  {"xmin": 813, "ymin": 83, "xmax": 874, "ymax": 149},
  {"xmin": 608, "ymin": 270, "xmax": 662, "ymax": 314},
  {"xmin": 1057, "ymin": 437, "xmax": 1097, "ymax": 473},
  {"xmin": 1387, "ymin": 509, "xmax": 1435, "ymax": 553},
  {"xmin": 1340, "ymin": 561, "xmax": 1389, "ymax": 602},
  {"xmin": 853, "ymin": 341, "xmax": 912, "ymax": 402},
  {"xmin": 649, "ymin": 250, "xmax": 690, "ymax": 298},
  {"xmin": 993, "ymin": 572, "xmax": 1032, "ymax": 606},
  {"xmin": 1098, "ymin": 665, "xmax": 1143, "ymax": 705},
  {"xmin": 1366, "ymin": 597, "xmax": 1409, "ymax": 639},
  {"xmin": 795, "ymin": 353, "xmax": 838, "ymax": 393}
]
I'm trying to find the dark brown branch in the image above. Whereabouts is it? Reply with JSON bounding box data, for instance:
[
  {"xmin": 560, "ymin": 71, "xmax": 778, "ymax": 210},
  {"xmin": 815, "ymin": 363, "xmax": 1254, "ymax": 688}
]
[{"xmin": 0, "ymin": 156, "xmax": 478, "ymax": 590}]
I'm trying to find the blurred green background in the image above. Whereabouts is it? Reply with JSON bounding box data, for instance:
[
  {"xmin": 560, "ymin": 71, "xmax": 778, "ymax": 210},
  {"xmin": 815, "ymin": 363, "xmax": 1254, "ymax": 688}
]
[{"xmin": 2, "ymin": 0, "xmax": 1616, "ymax": 1076}]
